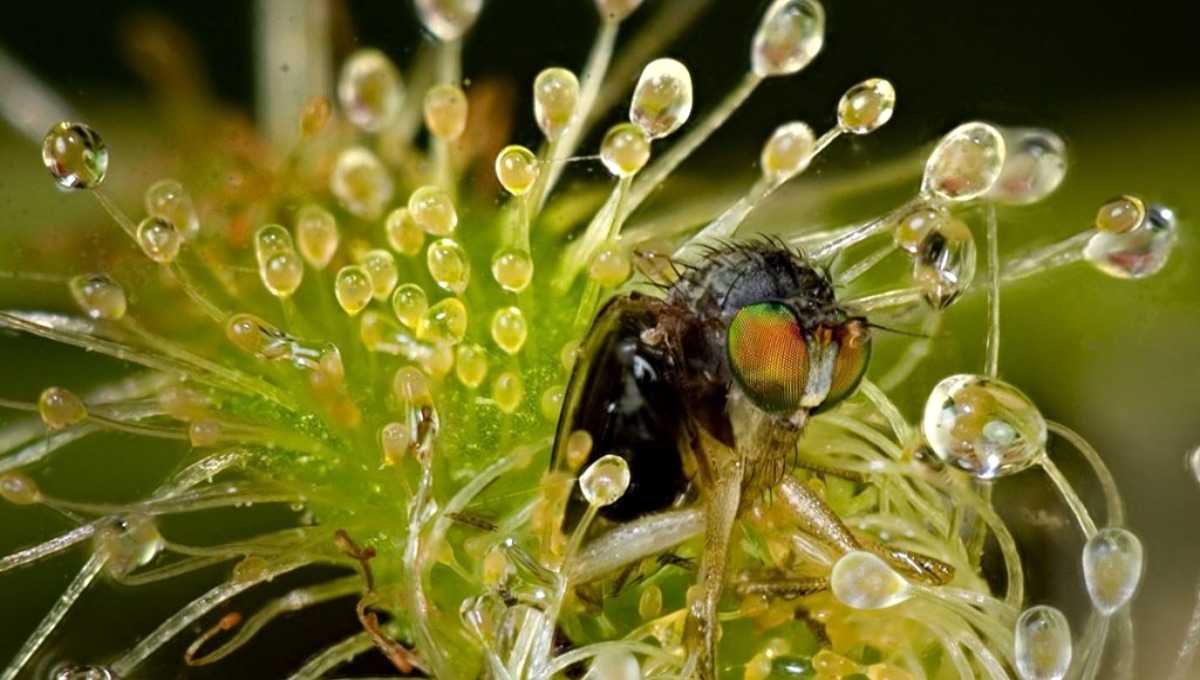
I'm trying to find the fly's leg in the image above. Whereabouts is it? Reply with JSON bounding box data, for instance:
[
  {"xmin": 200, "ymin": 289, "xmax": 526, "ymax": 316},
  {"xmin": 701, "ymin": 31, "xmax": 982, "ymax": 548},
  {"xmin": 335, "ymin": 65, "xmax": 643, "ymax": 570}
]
[{"xmin": 685, "ymin": 461, "xmax": 744, "ymax": 680}]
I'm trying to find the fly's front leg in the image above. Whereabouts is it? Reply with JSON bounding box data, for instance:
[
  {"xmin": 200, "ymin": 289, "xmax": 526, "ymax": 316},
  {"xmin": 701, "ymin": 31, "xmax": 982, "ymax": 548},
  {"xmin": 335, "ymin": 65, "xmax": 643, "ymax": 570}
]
[{"xmin": 685, "ymin": 461, "xmax": 744, "ymax": 680}]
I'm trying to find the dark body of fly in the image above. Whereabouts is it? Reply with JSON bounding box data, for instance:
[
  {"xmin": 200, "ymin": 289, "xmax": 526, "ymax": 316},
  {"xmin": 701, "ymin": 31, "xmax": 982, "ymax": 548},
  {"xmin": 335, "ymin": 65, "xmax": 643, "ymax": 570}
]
[{"xmin": 553, "ymin": 241, "xmax": 851, "ymax": 524}]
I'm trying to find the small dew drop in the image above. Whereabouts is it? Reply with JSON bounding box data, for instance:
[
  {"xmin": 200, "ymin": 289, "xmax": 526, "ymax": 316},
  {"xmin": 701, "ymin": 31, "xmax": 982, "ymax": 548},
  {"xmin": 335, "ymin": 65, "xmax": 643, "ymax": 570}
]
[
  {"xmin": 189, "ymin": 418, "xmax": 223, "ymax": 448},
  {"xmin": 490, "ymin": 306, "xmax": 528, "ymax": 355},
  {"xmin": 418, "ymin": 297, "xmax": 469, "ymax": 345},
  {"xmin": 136, "ymin": 217, "xmax": 182, "ymax": 264},
  {"xmin": 923, "ymin": 122, "xmax": 1007, "ymax": 202},
  {"xmin": 638, "ymin": 585, "xmax": 663, "ymax": 620},
  {"xmin": 414, "ymin": 0, "xmax": 483, "ymax": 41},
  {"xmin": 492, "ymin": 370, "xmax": 525, "ymax": 414},
  {"xmin": 491, "ymin": 247, "xmax": 534, "ymax": 292},
  {"xmin": 38, "ymin": 386, "xmax": 87, "ymax": 430},
  {"xmin": 836, "ymin": 78, "xmax": 896, "ymax": 135},
  {"xmin": 225, "ymin": 313, "xmax": 282, "ymax": 357},
  {"xmin": 600, "ymin": 123, "xmax": 651, "ymax": 178},
  {"xmin": 424, "ymin": 83, "xmax": 469, "ymax": 140},
  {"xmin": 988, "ymin": 128, "xmax": 1067, "ymax": 205},
  {"xmin": 361, "ymin": 249, "xmax": 399, "ymax": 300},
  {"xmin": 295, "ymin": 205, "xmax": 340, "ymax": 268},
  {"xmin": 830, "ymin": 551, "xmax": 912, "ymax": 610},
  {"xmin": 338, "ymin": 49, "xmax": 403, "ymax": 133},
  {"xmin": 385, "ymin": 207, "xmax": 426, "ymax": 256},
  {"xmin": 495, "ymin": 145, "xmax": 539, "ymax": 196},
  {"xmin": 588, "ymin": 245, "xmax": 632, "ymax": 287},
  {"xmin": 335, "ymin": 265, "xmax": 374, "ymax": 315},
  {"xmin": 254, "ymin": 224, "xmax": 295, "ymax": 266},
  {"xmin": 630, "ymin": 58, "xmax": 693, "ymax": 140},
  {"xmin": 380, "ymin": 422, "xmax": 410, "ymax": 465},
  {"xmin": 751, "ymin": 0, "xmax": 826, "ymax": 77},
  {"xmin": 0, "ymin": 471, "xmax": 42, "ymax": 505},
  {"xmin": 409, "ymin": 186, "xmax": 459, "ymax": 236},
  {"xmin": 69, "ymin": 274, "xmax": 127, "ymax": 320},
  {"xmin": 331, "ymin": 146, "xmax": 394, "ymax": 220},
  {"xmin": 579, "ymin": 454, "xmax": 631, "ymax": 507},
  {"xmin": 1083, "ymin": 202, "xmax": 1176, "ymax": 279},
  {"xmin": 1095, "ymin": 195, "xmax": 1145, "ymax": 234},
  {"xmin": 391, "ymin": 283, "xmax": 429, "ymax": 328},
  {"xmin": 1015, "ymin": 605, "xmax": 1072, "ymax": 680},
  {"xmin": 427, "ymin": 238, "xmax": 471, "ymax": 294},
  {"xmin": 144, "ymin": 179, "xmax": 199, "ymax": 238},
  {"xmin": 893, "ymin": 206, "xmax": 947, "ymax": 254},
  {"xmin": 761, "ymin": 121, "xmax": 815, "ymax": 184},
  {"xmin": 95, "ymin": 514, "xmax": 163, "ymax": 578},
  {"xmin": 534, "ymin": 68, "xmax": 580, "ymax": 141},
  {"xmin": 565, "ymin": 430, "xmax": 593, "ymax": 472},
  {"xmin": 1082, "ymin": 527, "xmax": 1144, "ymax": 616},
  {"xmin": 455, "ymin": 342, "xmax": 489, "ymax": 388},
  {"xmin": 260, "ymin": 250, "xmax": 305, "ymax": 298},
  {"xmin": 540, "ymin": 384, "xmax": 565, "ymax": 422},
  {"xmin": 921, "ymin": 374, "xmax": 1046, "ymax": 479},
  {"xmin": 42, "ymin": 122, "xmax": 107, "ymax": 189}
]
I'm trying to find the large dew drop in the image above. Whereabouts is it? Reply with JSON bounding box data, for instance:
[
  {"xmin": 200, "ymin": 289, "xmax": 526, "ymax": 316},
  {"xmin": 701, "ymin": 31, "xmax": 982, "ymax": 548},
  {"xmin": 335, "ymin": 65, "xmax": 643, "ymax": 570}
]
[
  {"xmin": 1083, "ymin": 203, "xmax": 1176, "ymax": 279},
  {"xmin": 988, "ymin": 128, "xmax": 1067, "ymax": 205},
  {"xmin": 923, "ymin": 122, "xmax": 1006, "ymax": 202},
  {"xmin": 415, "ymin": 0, "xmax": 483, "ymax": 41},
  {"xmin": 922, "ymin": 374, "xmax": 1047, "ymax": 479},
  {"xmin": 42, "ymin": 122, "xmax": 108, "ymax": 189},
  {"xmin": 751, "ymin": 0, "xmax": 826, "ymax": 77},
  {"xmin": 830, "ymin": 551, "xmax": 912, "ymax": 610},
  {"xmin": 1014, "ymin": 605, "xmax": 1072, "ymax": 680},
  {"xmin": 579, "ymin": 454, "xmax": 631, "ymax": 507},
  {"xmin": 630, "ymin": 58, "xmax": 693, "ymax": 140},
  {"xmin": 337, "ymin": 49, "xmax": 404, "ymax": 133},
  {"xmin": 1082, "ymin": 527, "xmax": 1144, "ymax": 616}
]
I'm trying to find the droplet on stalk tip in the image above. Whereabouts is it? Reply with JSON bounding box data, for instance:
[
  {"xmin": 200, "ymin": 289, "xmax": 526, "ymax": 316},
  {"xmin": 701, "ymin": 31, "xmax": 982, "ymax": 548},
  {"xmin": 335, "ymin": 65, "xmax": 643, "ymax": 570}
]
[
  {"xmin": 39, "ymin": 386, "xmax": 87, "ymax": 430},
  {"xmin": 495, "ymin": 145, "xmax": 539, "ymax": 196},
  {"xmin": 338, "ymin": 48, "xmax": 403, "ymax": 132},
  {"xmin": 830, "ymin": 551, "xmax": 912, "ymax": 609},
  {"xmin": 490, "ymin": 306, "xmax": 528, "ymax": 354},
  {"xmin": 630, "ymin": 58, "xmax": 694, "ymax": 140},
  {"xmin": 491, "ymin": 247, "xmax": 534, "ymax": 292},
  {"xmin": 836, "ymin": 78, "xmax": 895, "ymax": 135},
  {"xmin": 69, "ymin": 274, "xmax": 127, "ymax": 320},
  {"xmin": 335, "ymin": 265, "xmax": 374, "ymax": 315},
  {"xmin": 296, "ymin": 205, "xmax": 340, "ymax": 269},
  {"xmin": 144, "ymin": 179, "xmax": 200, "ymax": 237},
  {"xmin": 921, "ymin": 374, "xmax": 1047, "ymax": 479},
  {"xmin": 415, "ymin": 0, "xmax": 483, "ymax": 41},
  {"xmin": 492, "ymin": 370, "xmax": 524, "ymax": 413},
  {"xmin": 0, "ymin": 471, "xmax": 42, "ymax": 505},
  {"xmin": 42, "ymin": 122, "xmax": 108, "ymax": 189},
  {"xmin": 1082, "ymin": 527, "xmax": 1144, "ymax": 616},
  {"xmin": 409, "ymin": 186, "xmax": 459, "ymax": 236},
  {"xmin": 136, "ymin": 217, "xmax": 182, "ymax": 264},
  {"xmin": 752, "ymin": 0, "xmax": 825, "ymax": 78},
  {"xmin": 923, "ymin": 122, "xmax": 1006, "ymax": 202},
  {"xmin": 424, "ymin": 83, "xmax": 469, "ymax": 140},
  {"xmin": 911, "ymin": 217, "xmax": 976, "ymax": 309},
  {"xmin": 392, "ymin": 283, "xmax": 429, "ymax": 328},
  {"xmin": 761, "ymin": 121, "xmax": 815, "ymax": 183},
  {"xmin": 600, "ymin": 123, "xmax": 651, "ymax": 178},
  {"xmin": 361, "ymin": 249, "xmax": 399, "ymax": 300},
  {"xmin": 579, "ymin": 454, "xmax": 631, "ymax": 507},
  {"xmin": 94, "ymin": 514, "xmax": 164, "ymax": 578},
  {"xmin": 534, "ymin": 67, "xmax": 580, "ymax": 141},
  {"xmin": 331, "ymin": 147, "xmax": 394, "ymax": 220},
  {"xmin": 588, "ymin": 650, "xmax": 642, "ymax": 680},
  {"xmin": 385, "ymin": 207, "xmax": 426, "ymax": 256},
  {"xmin": 455, "ymin": 342, "xmax": 488, "ymax": 388},
  {"xmin": 427, "ymin": 238, "xmax": 471, "ymax": 294},
  {"xmin": 988, "ymin": 128, "xmax": 1067, "ymax": 205},
  {"xmin": 418, "ymin": 298, "xmax": 469, "ymax": 345},
  {"xmin": 260, "ymin": 250, "xmax": 305, "ymax": 298},
  {"xmin": 1014, "ymin": 605, "xmax": 1072, "ymax": 680},
  {"xmin": 589, "ymin": 245, "xmax": 632, "ymax": 287},
  {"xmin": 1083, "ymin": 202, "xmax": 1176, "ymax": 279}
]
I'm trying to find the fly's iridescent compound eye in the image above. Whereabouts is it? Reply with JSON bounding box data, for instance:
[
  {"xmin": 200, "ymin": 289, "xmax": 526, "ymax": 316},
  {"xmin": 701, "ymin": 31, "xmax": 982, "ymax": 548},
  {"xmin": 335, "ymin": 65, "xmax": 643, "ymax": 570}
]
[
  {"xmin": 727, "ymin": 301, "xmax": 809, "ymax": 414},
  {"xmin": 823, "ymin": 319, "xmax": 871, "ymax": 407}
]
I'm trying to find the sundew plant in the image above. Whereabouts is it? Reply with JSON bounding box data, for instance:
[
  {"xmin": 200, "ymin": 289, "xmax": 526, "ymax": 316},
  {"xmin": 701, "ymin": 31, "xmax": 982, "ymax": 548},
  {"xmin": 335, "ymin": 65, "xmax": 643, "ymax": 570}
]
[{"xmin": 0, "ymin": 1, "xmax": 1198, "ymax": 679}]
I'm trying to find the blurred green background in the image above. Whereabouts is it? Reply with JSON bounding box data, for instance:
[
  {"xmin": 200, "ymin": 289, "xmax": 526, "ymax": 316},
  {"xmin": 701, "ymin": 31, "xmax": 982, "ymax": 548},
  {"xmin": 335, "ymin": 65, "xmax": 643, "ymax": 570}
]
[{"xmin": 1, "ymin": 0, "xmax": 1198, "ymax": 677}]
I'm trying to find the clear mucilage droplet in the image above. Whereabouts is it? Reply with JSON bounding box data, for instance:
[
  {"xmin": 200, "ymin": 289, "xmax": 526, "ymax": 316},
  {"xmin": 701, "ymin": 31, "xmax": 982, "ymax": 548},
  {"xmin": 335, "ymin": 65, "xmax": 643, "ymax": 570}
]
[
  {"xmin": 38, "ymin": 386, "xmax": 87, "ymax": 430},
  {"xmin": 386, "ymin": 207, "xmax": 426, "ymax": 256},
  {"xmin": 418, "ymin": 298, "xmax": 469, "ymax": 345},
  {"xmin": 491, "ymin": 247, "xmax": 534, "ymax": 292},
  {"xmin": 335, "ymin": 265, "xmax": 374, "ymax": 315},
  {"xmin": 588, "ymin": 650, "xmax": 642, "ymax": 680},
  {"xmin": 534, "ymin": 68, "xmax": 580, "ymax": 141},
  {"xmin": 392, "ymin": 283, "xmax": 429, "ymax": 329},
  {"xmin": 1082, "ymin": 527, "xmax": 1144, "ymax": 616},
  {"xmin": 751, "ymin": 0, "xmax": 826, "ymax": 77},
  {"xmin": 295, "ymin": 204, "xmax": 340, "ymax": 268},
  {"xmin": 911, "ymin": 217, "xmax": 976, "ymax": 309},
  {"xmin": 836, "ymin": 78, "xmax": 895, "ymax": 135},
  {"xmin": 415, "ymin": 0, "xmax": 483, "ymax": 41},
  {"xmin": 424, "ymin": 83, "xmax": 469, "ymax": 140},
  {"xmin": 42, "ymin": 122, "xmax": 108, "ymax": 189},
  {"xmin": 1014, "ymin": 605, "xmax": 1072, "ymax": 680},
  {"xmin": 495, "ymin": 145, "xmax": 539, "ymax": 196},
  {"xmin": 923, "ymin": 122, "xmax": 1007, "ymax": 202},
  {"xmin": 579, "ymin": 454, "xmax": 631, "ymax": 507},
  {"xmin": 338, "ymin": 48, "xmax": 404, "ymax": 133},
  {"xmin": 94, "ymin": 514, "xmax": 164, "ymax": 578},
  {"xmin": 600, "ymin": 123, "xmax": 651, "ymax": 178},
  {"xmin": 830, "ymin": 551, "xmax": 912, "ymax": 610},
  {"xmin": 760, "ymin": 121, "xmax": 816, "ymax": 184},
  {"xmin": 427, "ymin": 238, "xmax": 471, "ymax": 294},
  {"xmin": 409, "ymin": 186, "xmax": 459, "ymax": 236},
  {"xmin": 144, "ymin": 179, "xmax": 200, "ymax": 238},
  {"xmin": 136, "ymin": 217, "xmax": 182, "ymax": 264},
  {"xmin": 69, "ymin": 274, "xmax": 127, "ymax": 321},
  {"xmin": 490, "ymin": 306, "xmax": 528, "ymax": 354},
  {"xmin": 53, "ymin": 666, "xmax": 117, "ymax": 680},
  {"xmin": 922, "ymin": 374, "xmax": 1047, "ymax": 479},
  {"xmin": 630, "ymin": 58, "xmax": 694, "ymax": 140},
  {"xmin": 1083, "ymin": 202, "xmax": 1176, "ymax": 279},
  {"xmin": 987, "ymin": 127, "xmax": 1067, "ymax": 205},
  {"xmin": 330, "ymin": 147, "xmax": 394, "ymax": 220}
]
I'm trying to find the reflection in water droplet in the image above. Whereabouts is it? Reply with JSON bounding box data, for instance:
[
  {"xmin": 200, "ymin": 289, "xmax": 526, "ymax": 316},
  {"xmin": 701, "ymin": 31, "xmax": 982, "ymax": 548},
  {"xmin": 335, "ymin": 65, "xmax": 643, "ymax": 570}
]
[
  {"xmin": 921, "ymin": 374, "xmax": 1046, "ymax": 479},
  {"xmin": 1083, "ymin": 203, "xmax": 1176, "ymax": 279},
  {"xmin": 923, "ymin": 122, "xmax": 1006, "ymax": 202},
  {"xmin": 751, "ymin": 0, "xmax": 826, "ymax": 77},
  {"xmin": 42, "ymin": 122, "xmax": 108, "ymax": 189}
]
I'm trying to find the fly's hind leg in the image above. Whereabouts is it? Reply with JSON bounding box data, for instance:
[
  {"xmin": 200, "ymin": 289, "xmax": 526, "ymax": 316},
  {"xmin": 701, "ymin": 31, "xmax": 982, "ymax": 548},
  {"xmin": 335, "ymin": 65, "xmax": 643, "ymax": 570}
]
[{"xmin": 684, "ymin": 459, "xmax": 744, "ymax": 680}]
